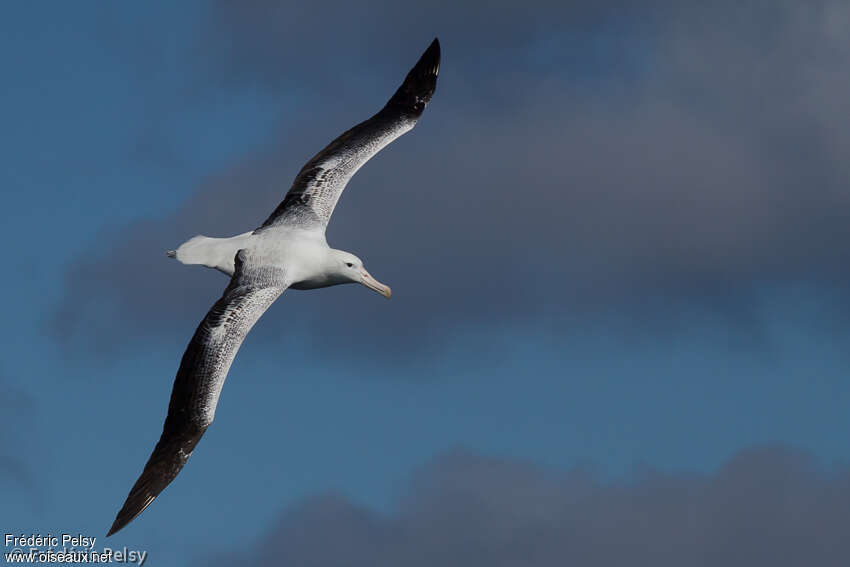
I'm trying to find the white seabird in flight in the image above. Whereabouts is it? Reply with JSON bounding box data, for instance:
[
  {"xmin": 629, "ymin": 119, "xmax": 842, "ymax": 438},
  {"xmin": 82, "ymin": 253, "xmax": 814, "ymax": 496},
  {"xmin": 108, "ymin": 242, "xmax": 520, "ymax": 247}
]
[{"xmin": 107, "ymin": 38, "xmax": 440, "ymax": 537}]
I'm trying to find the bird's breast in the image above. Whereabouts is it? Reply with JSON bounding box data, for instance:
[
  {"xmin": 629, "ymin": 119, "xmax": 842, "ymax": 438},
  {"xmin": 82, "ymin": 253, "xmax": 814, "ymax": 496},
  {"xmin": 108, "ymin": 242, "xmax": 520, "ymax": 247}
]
[
  {"xmin": 253, "ymin": 234, "xmax": 338, "ymax": 290},
  {"xmin": 289, "ymin": 276, "xmax": 338, "ymax": 290}
]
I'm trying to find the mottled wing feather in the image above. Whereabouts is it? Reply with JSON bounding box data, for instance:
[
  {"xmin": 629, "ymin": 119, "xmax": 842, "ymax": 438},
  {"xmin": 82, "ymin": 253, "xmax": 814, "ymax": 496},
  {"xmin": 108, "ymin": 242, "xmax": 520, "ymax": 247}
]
[
  {"xmin": 256, "ymin": 38, "xmax": 440, "ymax": 232},
  {"xmin": 107, "ymin": 251, "xmax": 286, "ymax": 536}
]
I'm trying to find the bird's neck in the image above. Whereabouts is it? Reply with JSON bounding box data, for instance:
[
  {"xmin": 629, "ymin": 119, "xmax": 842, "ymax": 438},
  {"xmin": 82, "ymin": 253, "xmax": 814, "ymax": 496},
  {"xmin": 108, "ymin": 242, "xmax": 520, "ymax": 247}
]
[{"xmin": 288, "ymin": 246, "xmax": 350, "ymax": 290}]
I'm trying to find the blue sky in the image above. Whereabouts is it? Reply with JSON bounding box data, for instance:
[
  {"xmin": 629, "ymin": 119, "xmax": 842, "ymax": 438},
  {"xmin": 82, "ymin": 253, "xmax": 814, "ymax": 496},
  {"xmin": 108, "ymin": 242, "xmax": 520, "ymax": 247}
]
[{"xmin": 3, "ymin": 2, "xmax": 850, "ymax": 565}]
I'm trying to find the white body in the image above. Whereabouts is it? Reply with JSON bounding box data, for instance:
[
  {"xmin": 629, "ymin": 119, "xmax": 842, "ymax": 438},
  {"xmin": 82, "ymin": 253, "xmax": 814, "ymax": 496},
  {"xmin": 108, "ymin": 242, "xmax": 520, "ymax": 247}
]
[{"xmin": 173, "ymin": 229, "xmax": 349, "ymax": 289}]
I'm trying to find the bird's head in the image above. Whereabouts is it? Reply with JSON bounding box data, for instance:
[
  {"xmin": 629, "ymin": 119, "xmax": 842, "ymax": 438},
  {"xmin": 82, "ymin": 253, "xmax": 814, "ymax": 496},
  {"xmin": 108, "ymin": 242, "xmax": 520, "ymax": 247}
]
[{"xmin": 333, "ymin": 251, "xmax": 392, "ymax": 299}]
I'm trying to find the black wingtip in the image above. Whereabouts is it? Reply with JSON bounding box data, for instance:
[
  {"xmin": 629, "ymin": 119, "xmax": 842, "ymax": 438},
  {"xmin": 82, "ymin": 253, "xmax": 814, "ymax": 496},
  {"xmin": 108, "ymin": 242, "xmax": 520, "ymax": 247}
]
[
  {"xmin": 106, "ymin": 487, "xmax": 156, "ymax": 538},
  {"xmin": 387, "ymin": 37, "xmax": 441, "ymax": 117},
  {"xmin": 106, "ymin": 420, "xmax": 207, "ymax": 537},
  {"xmin": 425, "ymin": 37, "xmax": 440, "ymax": 67},
  {"xmin": 107, "ymin": 489, "xmax": 156, "ymax": 537},
  {"xmin": 106, "ymin": 521, "xmax": 121, "ymax": 538}
]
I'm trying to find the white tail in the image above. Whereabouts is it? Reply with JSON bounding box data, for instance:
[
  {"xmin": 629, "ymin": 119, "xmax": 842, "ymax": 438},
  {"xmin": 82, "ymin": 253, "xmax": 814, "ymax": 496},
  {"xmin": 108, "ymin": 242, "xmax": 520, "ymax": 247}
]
[{"xmin": 168, "ymin": 232, "xmax": 253, "ymax": 276}]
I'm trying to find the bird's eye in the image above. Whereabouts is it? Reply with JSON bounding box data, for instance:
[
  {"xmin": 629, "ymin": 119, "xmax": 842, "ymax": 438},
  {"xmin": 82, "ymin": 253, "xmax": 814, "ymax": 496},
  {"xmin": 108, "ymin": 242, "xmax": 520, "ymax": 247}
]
[{"xmin": 345, "ymin": 262, "xmax": 354, "ymax": 268}]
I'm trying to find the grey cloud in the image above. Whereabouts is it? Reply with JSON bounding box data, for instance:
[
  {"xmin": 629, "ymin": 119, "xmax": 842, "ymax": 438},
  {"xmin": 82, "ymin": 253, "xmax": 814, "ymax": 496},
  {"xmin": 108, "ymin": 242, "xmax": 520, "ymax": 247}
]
[
  {"xmin": 201, "ymin": 1, "xmax": 645, "ymax": 92},
  {"xmin": 199, "ymin": 447, "xmax": 850, "ymax": 566},
  {"xmin": 0, "ymin": 376, "xmax": 38, "ymax": 499},
  {"xmin": 53, "ymin": 1, "xmax": 850, "ymax": 353}
]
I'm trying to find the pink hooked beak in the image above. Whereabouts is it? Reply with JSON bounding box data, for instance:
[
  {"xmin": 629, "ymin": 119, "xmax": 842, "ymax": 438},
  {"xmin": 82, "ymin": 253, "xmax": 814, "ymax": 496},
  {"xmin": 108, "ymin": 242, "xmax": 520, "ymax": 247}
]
[{"xmin": 360, "ymin": 267, "xmax": 392, "ymax": 299}]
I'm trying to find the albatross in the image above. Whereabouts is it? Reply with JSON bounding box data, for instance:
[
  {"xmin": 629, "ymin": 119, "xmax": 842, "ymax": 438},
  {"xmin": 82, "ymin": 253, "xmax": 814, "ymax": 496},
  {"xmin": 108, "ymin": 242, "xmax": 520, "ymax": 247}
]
[{"xmin": 107, "ymin": 38, "xmax": 440, "ymax": 536}]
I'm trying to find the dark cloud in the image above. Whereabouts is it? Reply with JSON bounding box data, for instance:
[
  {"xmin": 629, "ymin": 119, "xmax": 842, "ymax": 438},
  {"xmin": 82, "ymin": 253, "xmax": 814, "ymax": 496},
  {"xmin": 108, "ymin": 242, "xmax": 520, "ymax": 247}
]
[
  {"xmin": 198, "ymin": 446, "xmax": 850, "ymax": 566},
  {"xmin": 201, "ymin": 0, "xmax": 648, "ymax": 93},
  {"xmin": 0, "ymin": 375, "xmax": 38, "ymax": 498},
  {"xmin": 52, "ymin": 1, "xmax": 850, "ymax": 354}
]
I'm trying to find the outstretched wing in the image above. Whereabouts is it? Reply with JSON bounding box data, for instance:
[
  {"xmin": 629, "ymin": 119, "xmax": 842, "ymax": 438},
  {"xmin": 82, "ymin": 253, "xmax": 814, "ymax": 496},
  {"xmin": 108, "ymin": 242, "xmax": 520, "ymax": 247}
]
[
  {"xmin": 107, "ymin": 251, "xmax": 286, "ymax": 536},
  {"xmin": 255, "ymin": 38, "xmax": 440, "ymax": 233}
]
